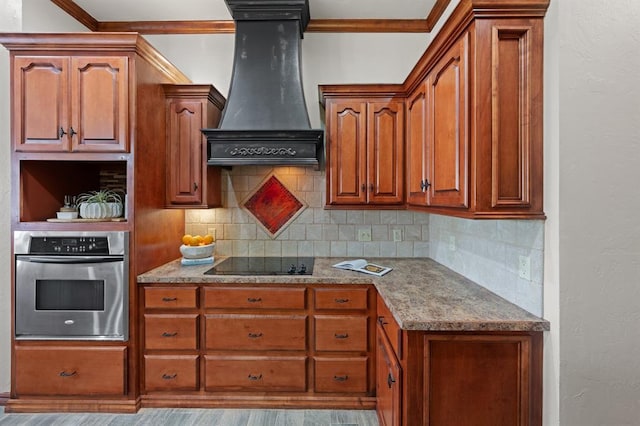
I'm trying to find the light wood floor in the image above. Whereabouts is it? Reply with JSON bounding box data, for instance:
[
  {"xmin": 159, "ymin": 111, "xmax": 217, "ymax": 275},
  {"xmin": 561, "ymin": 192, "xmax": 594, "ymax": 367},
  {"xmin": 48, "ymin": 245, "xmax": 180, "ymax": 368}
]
[{"xmin": 0, "ymin": 407, "xmax": 379, "ymax": 425}]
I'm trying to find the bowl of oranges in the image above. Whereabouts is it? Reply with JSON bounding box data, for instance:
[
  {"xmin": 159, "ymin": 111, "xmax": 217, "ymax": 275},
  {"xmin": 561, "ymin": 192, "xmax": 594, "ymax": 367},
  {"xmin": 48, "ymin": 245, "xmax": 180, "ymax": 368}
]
[{"xmin": 180, "ymin": 234, "xmax": 215, "ymax": 259}]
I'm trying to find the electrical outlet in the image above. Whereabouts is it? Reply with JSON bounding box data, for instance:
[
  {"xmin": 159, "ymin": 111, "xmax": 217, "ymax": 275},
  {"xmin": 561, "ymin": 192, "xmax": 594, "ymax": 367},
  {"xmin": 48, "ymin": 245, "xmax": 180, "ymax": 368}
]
[
  {"xmin": 393, "ymin": 229, "xmax": 402, "ymax": 242},
  {"xmin": 448, "ymin": 235, "xmax": 456, "ymax": 251},
  {"xmin": 518, "ymin": 255, "xmax": 531, "ymax": 280},
  {"xmin": 357, "ymin": 228, "xmax": 372, "ymax": 242},
  {"xmin": 207, "ymin": 227, "xmax": 216, "ymax": 241}
]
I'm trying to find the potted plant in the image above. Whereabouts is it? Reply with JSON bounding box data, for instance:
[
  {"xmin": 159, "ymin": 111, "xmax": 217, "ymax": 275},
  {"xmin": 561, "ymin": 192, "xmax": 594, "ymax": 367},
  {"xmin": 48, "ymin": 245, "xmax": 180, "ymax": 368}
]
[{"xmin": 76, "ymin": 189, "xmax": 124, "ymax": 219}]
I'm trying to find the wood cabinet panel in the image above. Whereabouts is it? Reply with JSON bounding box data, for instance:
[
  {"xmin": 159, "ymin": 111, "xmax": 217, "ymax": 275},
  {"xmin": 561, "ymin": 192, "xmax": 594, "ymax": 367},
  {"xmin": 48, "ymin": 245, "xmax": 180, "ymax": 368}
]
[
  {"xmin": 368, "ymin": 102, "xmax": 404, "ymax": 204},
  {"xmin": 204, "ymin": 355, "xmax": 307, "ymax": 391},
  {"xmin": 424, "ymin": 334, "xmax": 533, "ymax": 426},
  {"xmin": 376, "ymin": 295, "xmax": 402, "ymax": 359},
  {"xmin": 144, "ymin": 314, "xmax": 199, "ymax": 350},
  {"xmin": 314, "ymin": 357, "xmax": 368, "ymax": 393},
  {"xmin": 13, "ymin": 56, "xmax": 70, "ymax": 152},
  {"xmin": 315, "ymin": 315, "xmax": 368, "ymax": 352},
  {"xmin": 144, "ymin": 355, "xmax": 199, "ymax": 391},
  {"xmin": 70, "ymin": 56, "xmax": 128, "ymax": 152},
  {"xmin": 14, "ymin": 346, "xmax": 126, "ymax": 396},
  {"xmin": 314, "ymin": 287, "xmax": 368, "ymax": 311},
  {"xmin": 428, "ymin": 35, "xmax": 468, "ymax": 208},
  {"xmin": 144, "ymin": 286, "xmax": 198, "ymax": 309},
  {"xmin": 204, "ymin": 286, "xmax": 306, "ymax": 310},
  {"xmin": 376, "ymin": 324, "xmax": 402, "ymax": 426},
  {"xmin": 406, "ymin": 80, "xmax": 429, "ymax": 207},
  {"xmin": 327, "ymin": 100, "xmax": 367, "ymax": 205},
  {"xmin": 205, "ymin": 314, "xmax": 307, "ymax": 351}
]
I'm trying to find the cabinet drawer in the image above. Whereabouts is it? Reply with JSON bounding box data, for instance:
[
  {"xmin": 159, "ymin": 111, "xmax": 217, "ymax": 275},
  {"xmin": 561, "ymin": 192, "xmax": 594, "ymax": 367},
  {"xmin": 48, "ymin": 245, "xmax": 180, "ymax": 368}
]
[
  {"xmin": 145, "ymin": 287, "xmax": 198, "ymax": 309},
  {"xmin": 315, "ymin": 315, "xmax": 368, "ymax": 352},
  {"xmin": 377, "ymin": 296, "xmax": 402, "ymax": 358},
  {"xmin": 145, "ymin": 314, "xmax": 198, "ymax": 350},
  {"xmin": 15, "ymin": 346, "xmax": 126, "ymax": 396},
  {"xmin": 315, "ymin": 287, "xmax": 368, "ymax": 310},
  {"xmin": 204, "ymin": 286, "xmax": 306, "ymax": 310},
  {"xmin": 205, "ymin": 314, "xmax": 306, "ymax": 351},
  {"xmin": 205, "ymin": 355, "xmax": 307, "ymax": 391},
  {"xmin": 144, "ymin": 355, "xmax": 199, "ymax": 391},
  {"xmin": 314, "ymin": 357, "xmax": 368, "ymax": 393}
]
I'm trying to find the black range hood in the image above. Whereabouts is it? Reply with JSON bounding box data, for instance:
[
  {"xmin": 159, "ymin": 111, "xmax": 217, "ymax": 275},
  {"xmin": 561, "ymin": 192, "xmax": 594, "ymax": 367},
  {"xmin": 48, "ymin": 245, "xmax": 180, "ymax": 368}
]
[{"xmin": 203, "ymin": 0, "xmax": 323, "ymax": 168}]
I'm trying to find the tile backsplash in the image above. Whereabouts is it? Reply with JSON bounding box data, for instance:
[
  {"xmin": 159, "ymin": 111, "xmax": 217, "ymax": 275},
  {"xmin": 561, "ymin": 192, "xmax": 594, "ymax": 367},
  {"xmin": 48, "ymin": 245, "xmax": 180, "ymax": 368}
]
[
  {"xmin": 185, "ymin": 166, "xmax": 430, "ymax": 259},
  {"xmin": 185, "ymin": 165, "xmax": 544, "ymax": 316}
]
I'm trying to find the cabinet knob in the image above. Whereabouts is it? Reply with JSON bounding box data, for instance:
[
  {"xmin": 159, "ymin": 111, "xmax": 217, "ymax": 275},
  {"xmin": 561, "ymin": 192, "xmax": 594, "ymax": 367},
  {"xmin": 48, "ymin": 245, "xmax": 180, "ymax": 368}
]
[
  {"xmin": 69, "ymin": 127, "xmax": 77, "ymax": 137},
  {"xmin": 334, "ymin": 298, "xmax": 349, "ymax": 304},
  {"xmin": 162, "ymin": 373, "xmax": 177, "ymax": 380},
  {"xmin": 59, "ymin": 370, "xmax": 77, "ymax": 377},
  {"xmin": 333, "ymin": 375, "xmax": 349, "ymax": 382},
  {"xmin": 162, "ymin": 297, "xmax": 177, "ymax": 302},
  {"xmin": 162, "ymin": 331, "xmax": 178, "ymax": 337},
  {"xmin": 247, "ymin": 297, "xmax": 262, "ymax": 303},
  {"xmin": 193, "ymin": 182, "xmax": 198, "ymax": 191},
  {"xmin": 247, "ymin": 374, "xmax": 263, "ymax": 381},
  {"xmin": 334, "ymin": 333, "xmax": 349, "ymax": 339},
  {"xmin": 248, "ymin": 332, "xmax": 263, "ymax": 339},
  {"xmin": 369, "ymin": 183, "xmax": 374, "ymax": 192},
  {"xmin": 59, "ymin": 127, "xmax": 67, "ymax": 138},
  {"xmin": 361, "ymin": 183, "xmax": 366, "ymax": 192}
]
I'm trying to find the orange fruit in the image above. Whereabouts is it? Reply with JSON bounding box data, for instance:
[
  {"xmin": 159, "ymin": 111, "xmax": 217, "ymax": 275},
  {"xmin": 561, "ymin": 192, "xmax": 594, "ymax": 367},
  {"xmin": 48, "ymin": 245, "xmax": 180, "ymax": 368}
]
[
  {"xmin": 188, "ymin": 236, "xmax": 200, "ymax": 246},
  {"xmin": 182, "ymin": 234, "xmax": 192, "ymax": 245},
  {"xmin": 193, "ymin": 235, "xmax": 204, "ymax": 246},
  {"xmin": 202, "ymin": 234, "xmax": 214, "ymax": 245}
]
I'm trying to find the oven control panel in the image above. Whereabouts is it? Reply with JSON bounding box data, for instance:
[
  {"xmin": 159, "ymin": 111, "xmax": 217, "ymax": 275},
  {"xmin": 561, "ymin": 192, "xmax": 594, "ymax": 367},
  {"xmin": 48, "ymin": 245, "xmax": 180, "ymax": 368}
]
[{"xmin": 29, "ymin": 236, "xmax": 110, "ymax": 255}]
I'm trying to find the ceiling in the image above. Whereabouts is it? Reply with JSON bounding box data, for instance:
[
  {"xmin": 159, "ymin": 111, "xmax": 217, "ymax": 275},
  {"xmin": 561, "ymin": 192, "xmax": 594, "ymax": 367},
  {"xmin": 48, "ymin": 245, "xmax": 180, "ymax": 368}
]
[{"xmin": 52, "ymin": 0, "xmax": 450, "ymax": 34}]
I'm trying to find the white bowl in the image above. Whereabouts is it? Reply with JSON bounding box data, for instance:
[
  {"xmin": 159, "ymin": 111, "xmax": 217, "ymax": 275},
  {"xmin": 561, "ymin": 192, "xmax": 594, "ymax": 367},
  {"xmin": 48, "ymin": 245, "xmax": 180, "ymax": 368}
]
[
  {"xmin": 56, "ymin": 211, "xmax": 78, "ymax": 220},
  {"xmin": 180, "ymin": 243, "xmax": 215, "ymax": 259}
]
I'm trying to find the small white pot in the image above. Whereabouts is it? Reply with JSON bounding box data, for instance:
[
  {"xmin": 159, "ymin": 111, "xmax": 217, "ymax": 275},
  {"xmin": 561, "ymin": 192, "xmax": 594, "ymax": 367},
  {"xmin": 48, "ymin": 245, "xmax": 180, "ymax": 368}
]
[{"xmin": 79, "ymin": 202, "xmax": 123, "ymax": 219}]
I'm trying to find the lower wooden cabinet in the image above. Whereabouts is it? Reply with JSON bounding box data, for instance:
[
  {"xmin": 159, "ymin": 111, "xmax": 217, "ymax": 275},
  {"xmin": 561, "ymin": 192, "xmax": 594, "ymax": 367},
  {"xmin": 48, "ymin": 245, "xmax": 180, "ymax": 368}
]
[
  {"xmin": 140, "ymin": 283, "xmax": 377, "ymax": 409},
  {"xmin": 15, "ymin": 346, "xmax": 127, "ymax": 396},
  {"xmin": 376, "ymin": 294, "xmax": 543, "ymax": 426}
]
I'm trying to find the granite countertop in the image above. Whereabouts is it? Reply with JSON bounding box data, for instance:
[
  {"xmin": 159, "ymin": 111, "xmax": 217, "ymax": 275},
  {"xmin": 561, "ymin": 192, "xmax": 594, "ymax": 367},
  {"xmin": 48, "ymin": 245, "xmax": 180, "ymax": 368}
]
[{"xmin": 138, "ymin": 257, "xmax": 549, "ymax": 332}]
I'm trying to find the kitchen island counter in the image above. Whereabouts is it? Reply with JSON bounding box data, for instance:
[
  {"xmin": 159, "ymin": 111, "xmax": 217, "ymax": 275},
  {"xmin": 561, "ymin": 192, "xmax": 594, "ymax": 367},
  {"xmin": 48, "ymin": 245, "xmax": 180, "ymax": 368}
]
[{"xmin": 138, "ymin": 257, "xmax": 548, "ymax": 332}]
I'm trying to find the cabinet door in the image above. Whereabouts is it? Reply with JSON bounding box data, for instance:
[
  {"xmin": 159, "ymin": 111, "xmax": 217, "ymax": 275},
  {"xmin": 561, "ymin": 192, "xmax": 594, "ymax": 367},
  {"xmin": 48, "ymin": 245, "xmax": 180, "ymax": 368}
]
[
  {"xmin": 376, "ymin": 324, "xmax": 402, "ymax": 426},
  {"xmin": 367, "ymin": 101, "xmax": 404, "ymax": 204},
  {"xmin": 13, "ymin": 56, "xmax": 70, "ymax": 152},
  {"xmin": 166, "ymin": 99, "xmax": 204, "ymax": 205},
  {"xmin": 406, "ymin": 81, "xmax": 429, "ymax": 206},
  {"xmin": 70, "ymin": 56, "xmax": 128, "ymax": 152},
  {"xmin": 428, "ymin": 36, "xmax": 468, "ymax": 208},
  {"xmin": 326, "ymin": 100, "xmax": 367, "ymax": 205}
]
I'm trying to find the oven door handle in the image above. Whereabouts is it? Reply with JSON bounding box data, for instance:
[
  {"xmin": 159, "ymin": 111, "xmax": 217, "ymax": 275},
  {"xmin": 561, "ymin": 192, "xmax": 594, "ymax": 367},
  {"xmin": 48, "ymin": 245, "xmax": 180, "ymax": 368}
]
[{"xmin": 18, "ymin": 256, "xmax": 123, "ymax": 264}]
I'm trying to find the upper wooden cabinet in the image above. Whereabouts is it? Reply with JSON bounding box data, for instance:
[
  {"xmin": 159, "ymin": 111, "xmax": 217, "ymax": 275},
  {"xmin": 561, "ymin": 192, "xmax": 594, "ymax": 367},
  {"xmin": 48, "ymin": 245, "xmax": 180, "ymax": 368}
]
[
  {"xmin": 404, "ymin": 1, "xmax": 547, "ymax": 219},
  {"xmin": 13, "ymin": 55, "xmax": 128, "ymax": 153},
  {"xmin": 320, "ymin": 88, "xmax": 405, "ymax": 208},
  {"xmin": 163, "ymin": 84, "xmax": 225, "ymax": 208},
  {"xmin": 407, "ymin": 35, "xmax": 469, "ymax": 210}
]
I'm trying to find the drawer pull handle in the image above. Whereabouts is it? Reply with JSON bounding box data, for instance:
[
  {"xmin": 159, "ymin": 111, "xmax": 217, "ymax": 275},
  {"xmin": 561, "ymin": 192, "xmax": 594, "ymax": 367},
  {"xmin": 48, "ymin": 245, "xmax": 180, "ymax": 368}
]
[
  {"xmin": 247, "ymin": 374, "xmax": 263, "ymax": 381},
  {"xmin": 333, "ymin": 375, "xmax": 349, "ymax": 382},
  {"xmin": 162, "ymin": 331, "xmax": 178, "ymax": 337},
  {"xmin": 334, "ymin": 333, "xmax": 349, "ymax": 339},
  {"xmin": 387, "ymin": 372, "xmax": 396, "ymax": 388},
  {"xmin": 162, "ymin": 373, "xmax": 177, "ymax": 380},
  {"xmin": 247, "ymin": 297, "xmax": 262, "ymax": 303},
  {"xmin": 334, "ymin": 298, "xmax": 349, "ymax": 304},
  {"xmin": 162, "ymin": 297, "xmax": 177, "ymax": 302},
  {"xmin": 248, "ymin": 332, "xmax": 263, "ymax": 338},
  {"xmin": 59, "ymin": 370, "xmax": 77, "ymax": 377},
  {"xmin": 378, "ymin": 316, "xmax": 389, "ymax": 325}
]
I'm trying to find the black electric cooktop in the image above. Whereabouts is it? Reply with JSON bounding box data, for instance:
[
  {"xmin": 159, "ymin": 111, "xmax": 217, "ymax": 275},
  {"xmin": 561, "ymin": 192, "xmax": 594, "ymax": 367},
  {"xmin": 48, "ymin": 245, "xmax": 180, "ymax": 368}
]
[{"xmin": 204, "ymin": 257, "xmax": 314, "ymax": 276}]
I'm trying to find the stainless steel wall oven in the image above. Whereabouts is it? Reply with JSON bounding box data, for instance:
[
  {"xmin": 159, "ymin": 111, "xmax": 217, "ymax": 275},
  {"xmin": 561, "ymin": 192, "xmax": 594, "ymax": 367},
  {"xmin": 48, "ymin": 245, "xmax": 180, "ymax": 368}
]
[{"xmin": 14, "ymin": 231, "xmax": 129, "ymax": 341}]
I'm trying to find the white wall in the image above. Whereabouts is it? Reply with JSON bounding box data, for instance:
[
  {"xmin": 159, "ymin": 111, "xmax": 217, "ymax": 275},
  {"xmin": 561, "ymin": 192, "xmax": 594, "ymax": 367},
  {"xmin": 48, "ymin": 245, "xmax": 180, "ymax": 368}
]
[{"xmin": 558, "ymin": 0, "xmax": 640, "ymax": 424}]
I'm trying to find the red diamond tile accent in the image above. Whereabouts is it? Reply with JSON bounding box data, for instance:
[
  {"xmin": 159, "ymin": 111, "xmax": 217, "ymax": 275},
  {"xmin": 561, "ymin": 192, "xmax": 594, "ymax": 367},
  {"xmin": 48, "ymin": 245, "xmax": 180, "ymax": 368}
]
[{"xmin": 243, "ymin": 174, "xmax": 305, "ymax": 238}]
